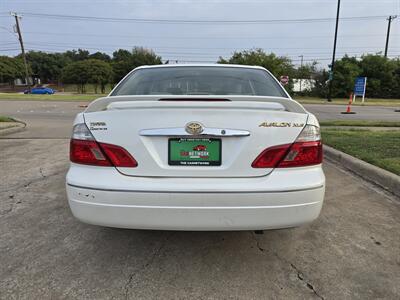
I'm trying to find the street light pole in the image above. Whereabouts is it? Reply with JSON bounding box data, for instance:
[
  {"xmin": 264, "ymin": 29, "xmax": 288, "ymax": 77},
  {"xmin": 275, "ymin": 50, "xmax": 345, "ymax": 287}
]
[
  {"xmin": 384, "ymin": 15, "xmax": 397, "ymax": 58},
  {"xmin": 327, "ymin": 0, "xmax": 341, "ymax": 102}
]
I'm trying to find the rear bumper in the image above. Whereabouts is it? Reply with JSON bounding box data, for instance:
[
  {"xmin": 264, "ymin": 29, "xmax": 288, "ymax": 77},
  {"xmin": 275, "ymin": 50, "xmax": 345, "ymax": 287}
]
[
  {"xmin": 67, "ymin": 185, "xmax": 324, "ymax": 231},
  {"xmin": 66, "ymin": 164, "xmax": 325, "ymax": 231}
]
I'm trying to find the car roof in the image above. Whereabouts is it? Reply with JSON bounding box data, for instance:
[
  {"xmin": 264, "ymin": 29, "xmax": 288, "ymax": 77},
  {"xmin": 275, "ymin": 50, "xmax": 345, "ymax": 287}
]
[{"xmin": 134, "ymin": 64, "xmax": 268, "ymax": 71}]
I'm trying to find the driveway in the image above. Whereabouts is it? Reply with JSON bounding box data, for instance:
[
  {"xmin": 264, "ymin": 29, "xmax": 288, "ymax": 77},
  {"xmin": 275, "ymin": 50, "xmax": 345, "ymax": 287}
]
[{"xmin": 1, "ymin": 137, "xmax": 399, "ymax": 299}]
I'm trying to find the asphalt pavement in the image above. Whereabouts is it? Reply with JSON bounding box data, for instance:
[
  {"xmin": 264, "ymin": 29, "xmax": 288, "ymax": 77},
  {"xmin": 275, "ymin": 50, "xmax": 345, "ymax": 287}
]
[
  {"xmin": 304, "ymin": 104, "xmax": 400, "ymax": 121},
  {"xmin": 0, "ymin": 100, "xmax": 86, "ymax": 138}
]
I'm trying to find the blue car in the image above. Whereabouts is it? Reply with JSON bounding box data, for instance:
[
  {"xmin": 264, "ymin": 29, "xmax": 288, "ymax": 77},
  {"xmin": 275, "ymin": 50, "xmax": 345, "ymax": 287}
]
[{"xmin": 24, "ymin": 87, "xmax": 55, "ymax": 94}]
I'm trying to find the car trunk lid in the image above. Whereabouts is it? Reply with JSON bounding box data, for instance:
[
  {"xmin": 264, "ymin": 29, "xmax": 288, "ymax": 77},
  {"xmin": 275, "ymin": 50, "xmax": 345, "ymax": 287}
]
[{"xmin": 83, "ymin": 97, "xmax": 308, "ymax": 178}]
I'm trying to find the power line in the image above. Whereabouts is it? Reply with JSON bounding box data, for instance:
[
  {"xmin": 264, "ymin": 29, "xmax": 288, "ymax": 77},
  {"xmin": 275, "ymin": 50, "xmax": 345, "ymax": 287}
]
[
  {"xmin": 18, "ymin": 12, "xmax": 389, "ymax": 24},
  {"xmin": 0, "ymin": 48, "xmax": 21, "ymax": 52},
  {"xmin": 21, "ymin": 30, "xmax": 400, "ymax": 40},
  {"xmin": 23, "ymin": 41, "xmax": 399, "ymax": 52},
  {"xmin": 1, "ymin": 42, "xmax": 19, "ymax": 46}
]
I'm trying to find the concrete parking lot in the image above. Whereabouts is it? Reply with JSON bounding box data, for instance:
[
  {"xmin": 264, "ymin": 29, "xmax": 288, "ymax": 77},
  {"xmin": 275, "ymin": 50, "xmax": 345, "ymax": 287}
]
[{"xmin": 1, "ymin": 100, "xmax": 400, "ymax": 299}]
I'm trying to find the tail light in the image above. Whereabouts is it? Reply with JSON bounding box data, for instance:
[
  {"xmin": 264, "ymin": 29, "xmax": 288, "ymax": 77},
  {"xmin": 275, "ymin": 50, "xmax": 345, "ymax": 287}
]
[
  {"xmin": 70, "ymin": 139, "xmax": 112, "ymax": 166},
  {"xmin": 70, "ymin": 123, "xmax": 138, "ymax": 167},
  {"xmin": 99, "ymin": 143, "xmax": 137, "ymax": 167},
  {"xmin": 252, "ymin": 125, "xmax": 322, "ymax": 168}
]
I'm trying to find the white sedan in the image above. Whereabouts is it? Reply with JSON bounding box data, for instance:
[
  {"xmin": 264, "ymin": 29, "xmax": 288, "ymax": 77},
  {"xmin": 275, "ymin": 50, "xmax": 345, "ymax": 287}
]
[{"xmin": 66, "ymin": 64, "xmax": 325, "ymax": 230}]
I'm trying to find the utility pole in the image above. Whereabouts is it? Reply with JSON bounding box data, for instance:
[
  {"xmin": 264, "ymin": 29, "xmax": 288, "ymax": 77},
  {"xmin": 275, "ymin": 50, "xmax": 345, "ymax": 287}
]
[
  {"xmin": 327, "ymin": 0, "xmax": 341, "ymax": 102},
  {"xmin": 384, "ymin": 15, "xmax": 397, "ymax": 58},
  {"xmin": 11, "ymin": 12, "xmax": 30, "ymax": 90},
  {"xmin": 299, "ymin": 55, "xmax": 304, "ymax": 92}
]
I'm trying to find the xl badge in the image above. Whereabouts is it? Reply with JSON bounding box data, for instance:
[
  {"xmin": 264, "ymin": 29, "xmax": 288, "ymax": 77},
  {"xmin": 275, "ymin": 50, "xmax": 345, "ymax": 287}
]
[{"xmin": 185, "ymin": 122, "xmax": 204, "ymax": 135}]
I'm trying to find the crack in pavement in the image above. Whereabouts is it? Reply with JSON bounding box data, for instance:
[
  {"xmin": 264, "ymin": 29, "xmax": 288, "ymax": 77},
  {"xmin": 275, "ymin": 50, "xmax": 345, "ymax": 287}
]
[
  {"xmin": 0, "ymin": 198, "xmax": 23, "ymax": 216},
  {"xmin": 251, "ymin": 231, "xmax": 266, "ymax": 252},
  {"xmin": 0, "ymin": 205, "xmax": 13, "ymax": 216},
  {"xmin": 0, "ymin": 194, "xmax": 21, "ymax": 216},
  {"xmin": 0, "ymin": 169, "xmax": 65, "ymax": 216},
  {"xmin": 0, "ymin": 169, "xmax": 66, "ymax": 193},
  {"xmin": 123, "ymin": 233, "xmax": 172, "ymax": 299},
  {"xmin": 39, "ymin": 167, "xmax": 46, "ymax": 178},
  {"xmin": 251, "ymin": 232, "xmax": 324, "ymax": 300},
  {"xmin": 289, "ymin": 262, "xmax": 324, "ymax": 300}
]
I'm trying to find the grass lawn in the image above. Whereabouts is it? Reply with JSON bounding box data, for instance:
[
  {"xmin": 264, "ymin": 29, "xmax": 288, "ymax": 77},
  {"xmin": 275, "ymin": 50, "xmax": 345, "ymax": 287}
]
[
  {"xmin": 322, "ymin": 128, "xmax": 400, "ymax": 175},
  {"xmin": 296, "ymin": 96, "xmax": 400, "ymax": 107},
  {"xmin": 320, "ymin": 120, "xmax": 400, "ymax": 127},
  {"xmin": 0, "ymin": 116, "xmax": 16, "ymax": 122},
  {"xmin": 0, "ymin": 93, "xmax": 104, "ymax": 102}
]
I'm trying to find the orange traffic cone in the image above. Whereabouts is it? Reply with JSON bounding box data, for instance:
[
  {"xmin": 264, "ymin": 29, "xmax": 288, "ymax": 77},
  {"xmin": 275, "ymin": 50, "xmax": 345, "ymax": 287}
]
[{"xmin": 341, "ymin": 93, "xmax": 356, "ymax": 114}]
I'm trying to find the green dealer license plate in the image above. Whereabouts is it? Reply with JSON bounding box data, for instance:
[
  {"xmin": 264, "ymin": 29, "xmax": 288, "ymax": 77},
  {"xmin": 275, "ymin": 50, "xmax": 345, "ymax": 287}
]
[{"xmin": 168, "ymin": 138, "xmax": 221, "ymax": 166}]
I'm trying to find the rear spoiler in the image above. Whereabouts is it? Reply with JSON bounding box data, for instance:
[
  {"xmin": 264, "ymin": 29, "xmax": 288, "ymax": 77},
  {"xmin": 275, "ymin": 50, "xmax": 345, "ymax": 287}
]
[{"xmin": 85, "ymin": 95, "xmax": 307, "ymax": 114}]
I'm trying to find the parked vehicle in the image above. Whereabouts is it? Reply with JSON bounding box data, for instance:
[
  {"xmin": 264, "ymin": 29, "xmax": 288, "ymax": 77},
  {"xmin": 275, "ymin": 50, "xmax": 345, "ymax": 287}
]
[
  {"xmin": 24, "ymin": 87, "xmax": 55, "ymax": 94},
  {"xmin": 66, "ymin": 65, "xmax": 325, "ymax": 230}
]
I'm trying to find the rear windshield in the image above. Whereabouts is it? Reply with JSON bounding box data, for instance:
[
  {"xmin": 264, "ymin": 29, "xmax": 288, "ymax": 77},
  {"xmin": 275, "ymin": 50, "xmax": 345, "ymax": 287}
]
[{"xmin": 111, "ymin": 66, "xmax": 288, "ymax": 97}]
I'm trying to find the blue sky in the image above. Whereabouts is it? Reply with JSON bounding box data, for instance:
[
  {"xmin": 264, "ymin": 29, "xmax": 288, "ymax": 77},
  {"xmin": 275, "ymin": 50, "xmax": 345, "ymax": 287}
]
[{"xmin": 1, "ymin": 0, "xmax": 399, "ymax": 67}]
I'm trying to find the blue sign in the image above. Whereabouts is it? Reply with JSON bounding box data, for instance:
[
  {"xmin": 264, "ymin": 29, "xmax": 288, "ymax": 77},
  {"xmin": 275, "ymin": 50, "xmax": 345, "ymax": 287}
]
[{"xmin": 354, "ymin": 77, "xmax": 367, "ymax": 96}]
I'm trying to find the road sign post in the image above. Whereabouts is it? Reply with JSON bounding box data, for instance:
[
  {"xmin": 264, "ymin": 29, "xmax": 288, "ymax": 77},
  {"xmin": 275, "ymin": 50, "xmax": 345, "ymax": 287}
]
[{"xmin": 353, "ymin": 77, "xmax": 367, "ymax": 104}]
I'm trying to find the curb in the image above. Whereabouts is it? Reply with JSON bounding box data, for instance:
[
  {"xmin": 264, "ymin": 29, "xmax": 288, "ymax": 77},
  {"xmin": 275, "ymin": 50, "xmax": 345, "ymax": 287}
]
[
  {"xmin": 0, "ymin": 123, "xmax": 26, "ymax": 136},
  {"xmin": 324, "ymin": 145, "xmax": 400, "ymax": 198}
]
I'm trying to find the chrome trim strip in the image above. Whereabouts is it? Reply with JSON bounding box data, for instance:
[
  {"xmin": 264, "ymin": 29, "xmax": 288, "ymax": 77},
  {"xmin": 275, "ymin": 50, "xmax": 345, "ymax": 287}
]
[
  {"xmin": 67, "ymin": 183, "xmax": 324, "ymax": 194},
  {"xmin": 139, "ymin": 127, "xmax": 250, "ymax": 137}
]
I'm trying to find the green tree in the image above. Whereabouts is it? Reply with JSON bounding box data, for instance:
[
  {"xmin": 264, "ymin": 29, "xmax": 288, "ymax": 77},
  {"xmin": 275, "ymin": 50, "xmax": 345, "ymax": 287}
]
[
  {"xmin": 85, "ymin": 59, "xmax": 114, "ymax": 93},
  {"xmin": 64, "ymin": 49, "xmax": 90, "ymax": 62},
  {"xmin": 331, "ymin": 55, "xmax": 362, "ymax": 98},
  {"xmin": 112, "ymin": 49, "xmax": 131, "ymax": 61},
  {"xmin": 61, "ymin": 59, "xmax": 113, "ymax": 93},
  {"xmin": 311, "ymin": 69, "xmax": 329, "ymax": 98},
  {"xmin": 295, "ymin": 62, "xmax": 317, "ymax": 81},
  {"xmin": 391, "ymin": 58, "xmax": 400, "ymax": 98},
  {"xmin": 359, "ymin": 54, "xmax": 398, "ymax": 98},
  {"xmin": 61, "ymin": 60, "xmax": 89, "ymax": 93},
  {"xmin": 325, "ymin": 54, "xmax": 400, "ymax": 99},
  {"xmin": 25, "ymin": 51, "xmax": 71, "ymax": 83},
  {"xmin": 0, "ymin": 56, "xmax": 28, "ymax": 86},
  {"xmin": 89, "ymin": 52, "xmax": 111, "ymax": 62},
  {"xmin": 218, "ymin": 49, "xmax": 295, "ymax": 91},
  {"xmin": 112, "ymin": 47, "xmax": 162, "ymax": 82}
]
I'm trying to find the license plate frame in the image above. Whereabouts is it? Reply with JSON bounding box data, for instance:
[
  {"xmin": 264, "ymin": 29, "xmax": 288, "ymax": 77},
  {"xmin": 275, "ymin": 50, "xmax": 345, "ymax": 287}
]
[{"xmin": 168, "ymin": 138, "xmax": 222, "ymax": 166}]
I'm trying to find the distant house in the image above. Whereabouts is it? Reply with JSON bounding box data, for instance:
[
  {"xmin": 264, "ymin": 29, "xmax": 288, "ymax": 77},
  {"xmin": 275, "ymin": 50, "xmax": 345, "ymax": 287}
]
[
  {"xmin": 13, "ymin": 76, "xmax": 40, "ymax": 86},
  {"xmin": 292, "ymin": 79, "xmax": 316, "ymax": 92},
  {"xmin": 0, "ymin": 76, "xmax": 40, "ymax": 92}
]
